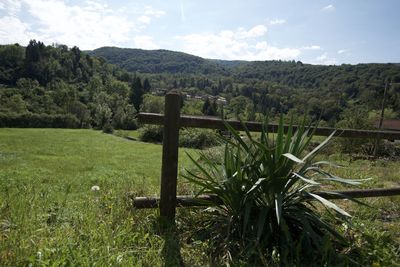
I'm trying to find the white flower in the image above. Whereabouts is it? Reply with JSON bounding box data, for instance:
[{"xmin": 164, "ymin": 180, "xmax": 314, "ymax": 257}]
[
  {"xmin": 37, "ymin": 251, "xmax": 42, "ymax": 260},
  {"xmin": 117, "ymin": 255, "xmax": 123, "ymax": 263},
  {"xmin": 91, "ymin": 185, "xmax": 100, "ymax": 191}
]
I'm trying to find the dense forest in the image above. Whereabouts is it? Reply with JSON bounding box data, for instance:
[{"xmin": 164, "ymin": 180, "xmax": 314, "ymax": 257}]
[
  {"xmin": 90, "ymin": 46, "xmax": 400, "ymax": 125},
  {"xmin": 0, "ymin": 41, "xmax": 148, "ymax": 130},
  {"xmin": 1, "ymin": 41, "xmax": 400, "ymax": 131}
]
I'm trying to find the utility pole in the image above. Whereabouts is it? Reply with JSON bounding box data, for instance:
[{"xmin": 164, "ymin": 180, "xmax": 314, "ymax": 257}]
[
  {"xmin": 374, "ymin": 78, "xmax": 391, "ymax": 156},
  {"xmin": 378, "ymin": 79, "xmax": 389, "ymax": 130}
]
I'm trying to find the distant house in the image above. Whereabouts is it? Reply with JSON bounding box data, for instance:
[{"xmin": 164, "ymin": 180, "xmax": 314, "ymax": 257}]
[{"xmin": 373, "ymin": 120, "xmax": 400, "ymax": 131}]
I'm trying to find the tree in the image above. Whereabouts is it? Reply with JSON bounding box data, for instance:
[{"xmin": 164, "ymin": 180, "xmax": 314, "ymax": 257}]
[
  {"xmin": 143, "ymin": 78, "xmax": 151, "ymax": 92},
  {"xmin": 94, "ymin": 103, "xmax": 112, "ymax": 129},
  {"xmin": 202, "ymin": 97, "xmax": 217, "ymax": 116},
  {"xmin": 142, "ymin": 94, "xmax": 164, "ymax": 113},
  {"xmin": 202, "ymin": 97, "xmax": 211, "ymax": 115},
  {"xmin": 130, "ymin": 77, "xmax": 143, "ymax": 112}
]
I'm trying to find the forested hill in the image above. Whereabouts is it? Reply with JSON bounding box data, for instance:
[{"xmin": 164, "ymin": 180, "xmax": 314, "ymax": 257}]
[
  {"xmin": 231, "ymin": 60, "xmax": 400, "ymax": 89},
  {"xmin": 1, "ymin": 40, "xmax": 400, "ymax": 130},
  {"xmin": 0, "ymin": 41, "xmax": 143, "ymax": 130},
  {"xmin": 88, "ymin": 47, "xmax": 229, "ymax": 75},
  {"xmin": 89, "ymin": 46, "xmax": 400, "ymax": 90}
]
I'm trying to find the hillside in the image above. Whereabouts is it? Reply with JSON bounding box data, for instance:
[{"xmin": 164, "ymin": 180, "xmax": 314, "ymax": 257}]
[
  {"xmin": 0, "ymin": 41, "xmax": 141, "ymax": 130},
  {"xmin": 88, "ymin": 46, "xmax": 400, "ymax": 93},
  {"xmin": 1, "ymin": 41, "xmax": 400, "ymax": 128},
  {"xmin": 88, "ymin": 47, "xmax": 230, "ymax": 75}
]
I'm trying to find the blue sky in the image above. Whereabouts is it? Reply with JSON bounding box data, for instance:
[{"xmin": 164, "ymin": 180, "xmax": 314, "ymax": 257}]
[{"xmin": 1, "ymin": 0, "xmax": 399, "ymax": 64}]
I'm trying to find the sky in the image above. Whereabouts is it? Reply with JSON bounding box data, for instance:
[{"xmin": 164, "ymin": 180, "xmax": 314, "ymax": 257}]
[{"xmin": 1, "ymin": 0, "xmax": 399, "ymax": 65}]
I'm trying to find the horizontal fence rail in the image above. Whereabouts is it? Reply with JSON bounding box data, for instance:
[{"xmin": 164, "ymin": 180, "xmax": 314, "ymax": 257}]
[
  {"xmin": 132, "ymin": 187, "xmax": 400, "ymax": 209},
  {"xmin": 136, "ymin": 93, "xmax": 400, "ymax": 222},
  {"xmin": 138, "ymin": 113, "xmax": 400, "ymax": 140}
]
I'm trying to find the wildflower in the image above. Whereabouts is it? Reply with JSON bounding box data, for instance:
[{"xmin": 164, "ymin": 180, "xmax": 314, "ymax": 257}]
[
  {"xmin": 91, "ymin": 185, "xmax": 100, "ymax": 191},
  {"xmin": 117, "ymin": 255, "xmax": 123, "ymax": 263},
  {"xmin": 37, "ymin": 251, "xmax": 42, "ymax": 260}
]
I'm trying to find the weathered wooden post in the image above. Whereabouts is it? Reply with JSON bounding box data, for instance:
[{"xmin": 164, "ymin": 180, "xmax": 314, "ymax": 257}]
[{"xmin": 160, "ymin": 91, "xmax": 181, "ymax": 221}]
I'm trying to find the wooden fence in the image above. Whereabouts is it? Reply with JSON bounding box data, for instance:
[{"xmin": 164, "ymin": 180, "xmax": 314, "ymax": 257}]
[{"xmin": 133, "ymin": 91, "xmax": 400, "ymax": 221}]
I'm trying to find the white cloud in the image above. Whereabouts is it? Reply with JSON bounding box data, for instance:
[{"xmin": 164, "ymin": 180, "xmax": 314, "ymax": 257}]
[
  {"xmin": 302, "ymin": 45, "xmax": 322, "ymax": 50},
  {"xmin": 269, "ymin": 19, "xmax": 286, "ymax": 25},
  {"xmin": 316, "ymin": 53, "xmax": 327, "ymax": 61},
  {"xmin": 144, "ymin": 6, "xmax": 166, "ymax": 17},
  {"xmin": 18, "ymin": 0, "xmax": 134, "ymax": 49},
  {"xmin": 0, "ymin": 0, "xmax": 166, "ymax": 49},
  {"xmin": 321, "ymin": 4, "xmax": 335, "ymax": 12},
  {"xmin": 0, "ymin": 0, "xmax": 22, "ymax": 16},
  {"xmin": 176, "ymin": 25, "xmax": 300, "ymax": 61},
  {"xmin": 313, "ymin": 53, "xmax": 337, "ymax": 65},
  {"xmin": 134, "ymin": 35, "xmax": 159, "ymax": 50},
  {"xmin": 137, "ymin": 15, "xmax": 151, "ymax": 25},
  {"xmin": 237, "ymin": 25, "xmax": 267, "ymax": 39},
  {"xmin": 337, "ymin": 49, "xmax": 347, "ymax": 54},
  {"xmin": 0, "ymin": 16, "xmax": 37, "ymax": 45},
  {"xmin": 84, "ymin": 0, "xmax": 108, "ymax": 12}
]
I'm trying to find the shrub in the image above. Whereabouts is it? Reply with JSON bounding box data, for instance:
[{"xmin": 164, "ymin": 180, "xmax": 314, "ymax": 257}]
[
  {"xmin": 139, "ymin": 126, "xmax": 219, "ymax": 149},
  {"xmin": 0, "ymin": 112, "xmax": 80, "ymax": 128},
  {"xmin": 179, "ymin": 128, "xmax": 219, "ymax": 149},
  {"xmin": 183, "ymin": 117, "xmax": 367, "ymax": 265},
  {"xmin": 336, "ymin": 105, "xmax": 374, "ymax": 155},
  {"xmin": 102, "ymin": 122, "xmax": 114, "ymax": 134},
  {"xmin": 139, "ymin": 125, "xmax": 163, "ymax": 143},
  {"xmin": 121, "ymin": 116, "xmax": 138, "ymax": 130}
]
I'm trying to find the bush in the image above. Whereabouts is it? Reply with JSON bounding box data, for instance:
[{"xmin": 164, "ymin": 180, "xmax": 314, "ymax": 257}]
[
  {"xmin": 0, "ymin": 112, "xmax": 80, "ymax": 128},
  {"xmin": 138, "ymin": 126, "xmax": 219, "ymax": 149},
  {"xmin": 139, "ymin": 125, "xmax": 163, "ymax": 143},
  {"xmin": 121, "ymin": 117, "xmax": 138, "ymax": 130},
  {"xmin": 183, "ymin": 117, "xmax": 367, "ymax": 265},
  {"xmin": 179, "ymin": 128, "xmax": 219, "ymax": 149},
  {"xmin": 102, "ymin": 122, "xmax": 114, "ymax": 134},
  {"xmin": 336, "ymin": 105, "xmax": 375, "ymax": 155}
]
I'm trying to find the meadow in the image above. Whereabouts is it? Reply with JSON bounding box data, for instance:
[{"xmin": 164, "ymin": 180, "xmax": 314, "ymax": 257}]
[{"xmin": 0, "ymin": 128, "xmax": 399, "ymax": 266}]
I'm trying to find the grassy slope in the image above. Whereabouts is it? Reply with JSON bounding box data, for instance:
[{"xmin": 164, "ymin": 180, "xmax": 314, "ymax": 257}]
[
  {"xmin": 0, "ymin": 129, "xmax": 199, "ymax": 266},
  {"xmin": 0, "ymin": 129, "xmax": 399, "ymax": 266}
]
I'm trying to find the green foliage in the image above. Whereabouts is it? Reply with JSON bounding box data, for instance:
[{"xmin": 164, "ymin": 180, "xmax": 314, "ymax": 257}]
[
  {"xmin": 0, "ymin": 128, "xmax": 398, "ymax": 265},
  {"xmin": 102, "ymin": 121, "xmax": 114, "ymax": 134},
  {"xmin": 130, "ymin": 76, "xmax": 144, "ymax": 112},
  {"xmin": 0, "ymin": 128, "xmax": 197, "ymax": 266},
  {"xmin": 0, "ymin": 41, "xmax": 139, "ymax": 130},
  {"xmin": 201, "ymin": 97, "xmax": 218, "ymax": 116},
  {"xmin": 139, "ymin": 126, "xmax": 220, "ymax": 149},
  {"xmin": 183, "ymin": 118, "xmax": 367, "ymax": 265},
  {"xmin": 89, "ymin": 47, "xmax": 229, "ymax": 75},
  {"xmin": 336, "ymin": 105, "xmax": 375, "ymax": 154},
  {"xmin": 139, "ymin": 125, "xmax": 164, "ymax": 143},
  {"xmin": 141, "ymin": 94, "xmax": 164, "ymax": 114},
  {"xmin": 179, "ymin": 128, "xmax": 220, "ymax": 149},
  {"xmin": 89, "ymin": 46, "xmax": 400, "ymax": 125},
  {"xmin": 0, "ymin": 112, "xmax": 80, "ymax": 128},
  {"xmin": 3, "ymin": 41, "xmax": 400, "ymax": 128}
]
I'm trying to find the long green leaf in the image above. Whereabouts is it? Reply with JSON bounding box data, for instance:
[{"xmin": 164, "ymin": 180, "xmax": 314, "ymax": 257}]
[
  {"xmin": 283, "ymin": 153, "xmax": 304, "ymax": 164},
  {"xmin": 302, "ymin": 130, "xmax": 336, "ymax": 162},
  {"xmin": 275, "ymin": 193, "xmax": 283, "ymax": 225},
  {"xmin": 308, "ymin": 192, "xmax": 351, "ymax": 217}
]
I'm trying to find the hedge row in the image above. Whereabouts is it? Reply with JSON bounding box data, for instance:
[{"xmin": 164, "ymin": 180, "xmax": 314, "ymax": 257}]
[
  {"xmin": 138, "ymin": 125, "xmax": 220, "ymax": 149},
  {"xmin": 0, "ymin": 113, "xmax": 80, "ymax": 128}
]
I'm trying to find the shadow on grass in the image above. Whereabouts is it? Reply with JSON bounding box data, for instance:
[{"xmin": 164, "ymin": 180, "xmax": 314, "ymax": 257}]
[{"xmin": 156, "ymin": 218, "xmax": 185, "ymax": 267}]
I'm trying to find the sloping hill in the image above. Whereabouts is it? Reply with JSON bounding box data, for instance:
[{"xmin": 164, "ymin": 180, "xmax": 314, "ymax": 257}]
[{"xmin": 88, "ymin": 47, "xmax": 230, "ymax": 76}]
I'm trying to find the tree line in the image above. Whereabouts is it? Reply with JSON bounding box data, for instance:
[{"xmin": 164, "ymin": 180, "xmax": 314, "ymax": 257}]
[
  {"xmin": 0, "ymin": 41, "xmax": 150, "ymax": 130},
  {"xmin": 1, "ymin": 41, "xmax": 400, "ymax": 131}
]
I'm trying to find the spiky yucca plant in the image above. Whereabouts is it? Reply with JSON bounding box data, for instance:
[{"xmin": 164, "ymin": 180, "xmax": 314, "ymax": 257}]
[{"xmin": 184, "ymin": 117, "xmax": 366, "ymax": 266}]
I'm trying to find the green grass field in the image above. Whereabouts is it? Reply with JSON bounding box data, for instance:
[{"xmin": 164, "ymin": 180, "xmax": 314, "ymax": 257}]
[{"xmin": 0, "ymin": 128, "xmax": 399, "ymax": 266}]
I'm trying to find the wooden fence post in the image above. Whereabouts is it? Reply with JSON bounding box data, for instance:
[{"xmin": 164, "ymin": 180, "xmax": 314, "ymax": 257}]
[{"xmin": 160, "ymin": 91, "xmax": 181, "ymax": 221}]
